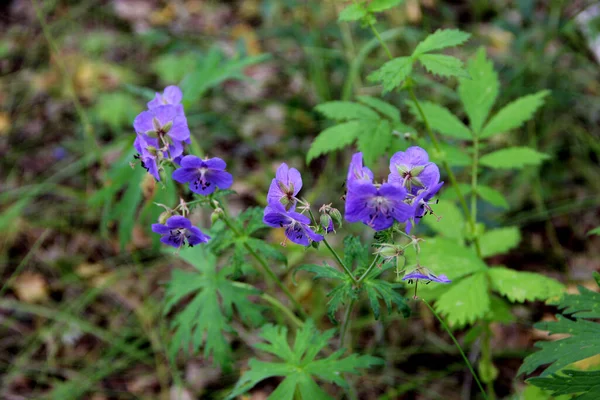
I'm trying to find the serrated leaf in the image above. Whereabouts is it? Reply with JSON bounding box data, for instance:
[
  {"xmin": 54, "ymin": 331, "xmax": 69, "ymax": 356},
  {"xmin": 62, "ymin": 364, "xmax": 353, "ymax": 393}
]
[
  {"xmin": 357, "ymin": 119, "xmax": 391, "ymax": 165},
  {"xmin": 408, "ymin": 101, "xmax": 471, "ymax": 139},
  {"xmin": 435, "ymin": 272, "xmax": 490, "ymax": 327},
  {"xmin": 479, "ymin": 227, "xmax": 521, "ymax": 257},
  {"xmin": 166, "ymin": 247, "xmax": 264, "ymax": 368},
  {"xmin": 417, "ymin": 54, "xmax": 470, "ymax": 79},
  {"xmin": 367, "ymin": 0, "xmax": 405, "ymax": 12},
  {"xmin": 412, "ymin": 29, "xmax": 471, "ymax": 56},
  {"xmin": 307, "ymin": 120, "xmax": 365, "ymax": 163},
  {"xmin": 489, "ymin": 267, "xmax": 564, "ymax": 304},
  {"xmin": 364, "ymin": 278, "xmax": 410, "ymax": 319},
  {"xmin": 367, "ymin": 57, "xmax": 413, "ymax": 93},
  {"xmin": 422, "ymin": 201, "xmax": 465, "ymax": 240},
  {"xmin": 357, "ymin": 95, "xmax": 400, "ymax": 121},
  {"xmin": 479, "ymin": 147, "xmax": 550, "ymax": 169},
  {"xmin": 480, "ymin": 90, "xmax": 550, "ymax": 138},
  {"xmin": 554, "ymin": 285, "xmax": 600, "ymax": 319},
  {"xmin": 486, "ymin": 295, "xmax": 516, "ymax": 324},
  {"xmin": 458, "ymin": 48, "xmax": 499, "ymax": 134},
  {"xmin": 315, "ymin": 101, "xmax": 380, "ymax": 121},
  {"xmin": 528, "ymin": 370, "xmax": 600, "ymax": 400},
  {"xmin": 477, "ymin": 185, "xmax": 509, "ymax": 209},
  {"xmin": 338, "ymin": 3, "xmax": 367, "ymax": 21},
  {"xmin": 343, "ymin": 235, "xmax": 369, "ymax": 271},
  {"xmin": 228, "ymin": 320, "xmax": 382, "ymax": 399},
  {"xmin": 427, "ymin": 142, "xmax": 471, "ymax": 167},
  {"xmin": 418, "ymin": 238, "xmax": 487, "ymax": 280}
]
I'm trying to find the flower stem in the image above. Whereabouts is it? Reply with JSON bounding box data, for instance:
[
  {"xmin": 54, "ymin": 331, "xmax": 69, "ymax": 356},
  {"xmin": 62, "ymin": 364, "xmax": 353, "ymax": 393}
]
[
  {"xmin": 217, "ymin": 207, "xmax": 308, "ymax": 320},
  {"xmin": 322, "ymin": 238, "xmax": 357, "ymax": 284},
  {"xmin": 422, "ymin": 299, "xmax": 488, "ymax": 400},
  {"xmin": 339, "ymin": 298, "xmax": 356, "ymax": 348},
  {"xmin": 368, "ymin": 23, "xmax": 394, "ymax": 60},
  {"xmin": 357, "ymin": 255, "xmax": 380, "ymax": 283}
]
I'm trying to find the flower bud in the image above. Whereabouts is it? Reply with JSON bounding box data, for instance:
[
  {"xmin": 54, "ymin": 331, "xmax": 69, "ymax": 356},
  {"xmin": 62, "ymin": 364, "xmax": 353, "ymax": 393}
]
[
  {"xmin": 320, "ymin": 214, "xmax": 333, "ymax": 233},
  {"xmin": 211, "ymin": 208, "xmax": 224, "ymax": 225},
  {"xmin": 158, "ymin": 210, "xmax": 171, "ymax": 224},
  {"xmin": 328, "ymin": 208, "xmax": 343, "ymax": 227}
]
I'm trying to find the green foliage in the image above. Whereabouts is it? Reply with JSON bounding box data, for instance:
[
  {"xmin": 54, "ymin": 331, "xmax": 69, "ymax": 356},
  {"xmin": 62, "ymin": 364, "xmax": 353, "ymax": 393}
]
[
  {"xmin": 367, "ymin": 56, "xmax": 414, "ymax": 93},
  {"xmin": 93, "ymin": 92, "xmax": 140, "ymax": 131},
  {"xmin": 412, "ymin": 29, "xmax": 472, "ymax": 56},
  {"xmin": 152, "ymin": 52, "xmax": 198, "ymax": 83},
  {"xmin": 479, "ymin": 227, "xmax": 521, "ymax": 257},
  {"xmin": 408, "ymin": 101, "xmax": 471, "ymax": 139},
  {"xmin": 228, "ymin": 320, "xmax": 383, "ymax": 399},
  {"xmin": 417, "ymin": 54, "xmax": 470, "ymax": 79},
  {"xmin": 422, "ymin": 201, "xmax": 465, "ymax": 240},
  {"xmin": 528, "ymin": 370, "xmax": 600, "ymax": 400},
  {"xmin": 338, "ymin": 3, "xmax": 368, "ymax": 22},
  {"xmin": 338, "ymin": 0, "xmax": 404, "ymax": 22},
  {"xmin": 519, "ymin": 275, "xmax": 600, "ymax": 377},
  {"xmin": 367, "ymin": 0, "xmax": 405, "ymax": 13},
  {"xmin": 309, "ymin": 98, "xmax": 405, "ymax": 164},
  {"xmin": 479, "ymin": 147, "xmax": 551, "ymax": 170},
  {"xmin": 476, "ymin": 185, "xmax": 510, "ymax": 210},
  {"xmin": 436, "ymin": 271, "xmax": 490, "ymax": 327},
  {"xmin": 480, "ymin": 90, "xmax": 550, "ymax": 138},
  {"xmin": 363, "ymin": 265, "xmax": 411, "ymax": 319},
  {"xmin": 458, "ymin": 47, "xmax": 499, "ymax": 134},
  {"xmin": 587, "ymin": 226, "xmax": 600, "ymax": 236},
  {"xmin": 165, "ymin": 247, "xmax": 264, "ymax": 368},
  {"xmin": 488, "ymin": 267, "xmax": 564, "ymax": 303}
]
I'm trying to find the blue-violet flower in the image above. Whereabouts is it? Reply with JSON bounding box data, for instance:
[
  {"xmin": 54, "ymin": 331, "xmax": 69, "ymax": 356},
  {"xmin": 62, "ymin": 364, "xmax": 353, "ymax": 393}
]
[
  {"xmin": 151, "ymin": 215, "xmax": 210, "ymax": 248},
  {"xmin": 405, "ymin": 180, "xmax": 444, "ymax": 234},
  {"xmin": 148, "ymin": 85, "xmax": 183, "ymax": 110},
  {"xmin": 388, "ymin": 146, "xmax": 440, "ymax": 195},
  {"xmin": 346, "ymin": 152, "xmax": 374, "ymax": 188},
  {"xmin": 402, "ymin": 266, "xmax": 451, "ymax": 284},
  {"xmin": 267, "ymin": 163, "xmax": 303, "ymax": 209},
  {"xmin": 172, "ymin": 155, "xmax": 233, "ymax": 195},
  {"xmin": 263, "ymin": 203, "xmax": 323, "ymax": 246},
  {"xmin": 133, "ymin": 105, "xmax": 190, "ymax": 156}
]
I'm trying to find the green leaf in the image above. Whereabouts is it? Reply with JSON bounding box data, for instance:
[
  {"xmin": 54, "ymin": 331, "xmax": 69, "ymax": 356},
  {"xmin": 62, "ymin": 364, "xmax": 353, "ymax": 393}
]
[
  {"xmin": 412, "ymin": 29, "xmax": 471, "ymax": 56},
  {"xmin": 480, "ymin": 90, "xmax": 550, "ymax": 138},
  {"xmin": 338, "ymin": 3, "xmax": 367, "ymax": 21},
  {"xmin": 357, "ymin": 95, "xmax": 400, "ymax": 121},
  {"xmin": 435, "ymin": 272, "xmax": 490, "ymax": 327},
  {"xmin": 458, "ymin": 48, "xmax": 499, "ymax": 134},
  {"xmin": 422, "ymin": 201, "xmax": 465, "ymax": 240},
  {"xmin": 228, "ymin": 320, "xmax": 382, "ymax": 399},
  {"xmin": 417, "ymin": 54, "xmax": 470, "ymax": 79},
  {"xmin": 476, "ymin": 185, "xmax": 509, "ymax": 210},
  {"xmin": 479, "ymin": 147, "xmax": 550, "ymax": 169},
  {"xmin": 488, "ymin": 267, "xmax": 564, "ymax": 304},
  {"xmin": 307, "ymin": 120, "xmax": 365, "ymax": 163},
  {"xmin": 367, "ymin": 0, "xmax": 405, "ymax": 12},
  {"xmin": 364, "ymin": 276, "xmax": 410, "ymax": 320},
  {"xmin": 418, "ymin": 238, "xmax": 487, "ymax": 281},
  {"xmin": 343, "ymin": 235, "xmax": 369, "ymax": 271},
  {"xmin": 152, "ymin": 52, "xmax": 198, "ymax": 83},
  {"xmin": 528, "ymin": 370, "xmax": 600, "ymax": 400},
  {"xmin": 357, "ymin": 119, "xmax": 391, "ymax": 165},
  {"xmin": 113, "ymin": 166, "xmax": 144, "ymax": 250},
  {"xmin": 93, "ymin": 92, "xmax": 140, "ymax": 131},
  {"xmin": 367, "ymin": 57, "xmax": 413, "ymax": 93},
  {"xmin": 315, "ymin": 101, "xmax": 380, "ymax": 121},
  {"xmin": 408, "ymin": 101, "xmax": 471, "ymax": 139},
  {"xmin": 166, "ymin": 247, "xmax": 264, "ymax": 368},
  {"xmin": 587, "ymin": 226, "xmax": 600, "ymax": 236},
  {"xmin": 427, "ymin": 142, "xmax": 471, "ymax": 167},
  {"xmin": 479, "ymin": 227, "xmax": 521, "ymax": 257}
]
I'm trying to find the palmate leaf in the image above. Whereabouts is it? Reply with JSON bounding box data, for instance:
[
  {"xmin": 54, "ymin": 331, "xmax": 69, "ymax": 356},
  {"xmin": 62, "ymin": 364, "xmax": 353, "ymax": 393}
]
[
  {"xmin": 479, "ymin": 147, "xmax": 550, "ymax": 169},
  {"xmin": 488, "ymin": 267, "xmax": 564, "ymax": 303},
  {"xmin": 480, "ymin": 90, "xmax": 550, "ymax": 138},
  {"xmin": 422, "ymin": 201, "xmax": 465, "ymax": 240},
  {"xmin": 528, "ymin": 370, "xmax": 600, "ymax": 400},
  {"xmin": 165, "ymin": 247, "xmax": 264, "ymax": 368},
  {"xmin": 417, "ymin": 54, "xmax": 469, "ymax": 79},
  {"xmin": 417, "ymin": 238, "xmax": 487, "ymax": 281},
  {"xmin": 363, "ymin": 265, "xmax": 411, "ymax": 319},
  {"xmin": 519, "ymin": 276, "xmax": 600, "ymax": 377},
  {"xmin": 479, "ymin": 227, "xmax": 521, "ymax": 257},
  {"xmin": 228, "ymin": 320, "xmax": 383, "ymax": 400},
  {"xmin": 435, "ymin": 271, "xmax": 491, "ymax": 327},
  {"xmin": 458, "ymin": 48, "xmax": 499, "ymax": 134},
  {"xmin": 367, "ymin": 56, "xmax": 414, "ymax": 93},
  {"xmin": 412, "ymin": 29, "xmax": 471, "ymax": 56},
  {"xmin": 408, "ymin": 100, "xmax": 472, "ymax": 139}
]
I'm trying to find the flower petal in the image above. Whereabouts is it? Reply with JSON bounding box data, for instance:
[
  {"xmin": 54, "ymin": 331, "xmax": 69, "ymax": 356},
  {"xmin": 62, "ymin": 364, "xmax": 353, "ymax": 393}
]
[
  {"xmin": 206, "ymin": 170, "xmax": 233, "ymax": 190},
  {"xmin": 180, "ymin": 155, "xmax": 204, "ymax": 169},
  {"xmin": 204, "ymin": 157, "xmax": 226, "ymax": 170},
  {"xmin": 187, "ymin": 226, "xmax": 210, "ymax": 245},
  {"xmin": 133, "ymin": 110, "xmax": 154, "ymax": 134},
  {"xmin": 172, "ymin": 167, "xmax": 197, "ymax": 183},
  {"xmin": 151, "ymin": 223, "xmax": 170, "ymax": 234},
  {"xmin": 166, "ymin": 215, "xmax": 191, "ymax": 229}
]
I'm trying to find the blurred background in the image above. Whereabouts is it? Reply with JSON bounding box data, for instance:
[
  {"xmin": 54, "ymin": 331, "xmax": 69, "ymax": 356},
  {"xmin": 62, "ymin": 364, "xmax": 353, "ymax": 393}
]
[{"xmin": 1, "ymin": 0, "xmax": 599, "ymax": 399}]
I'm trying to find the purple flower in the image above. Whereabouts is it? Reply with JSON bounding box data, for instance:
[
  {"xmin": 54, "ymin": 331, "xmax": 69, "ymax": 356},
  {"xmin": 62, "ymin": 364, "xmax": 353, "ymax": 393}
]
[
  {"xmin": 263, "ymin": 203, "xmax": 323, "ymax": 246},
  {"xmin": 152, "ymin": 215, "xmax": 210, "ymax": 248},
  {"xmin": 134, "ymin": 135, "xmax": 161, "ymax": 181},
  {"xmin": 347, "ymin": 152, "xmax": 374, "ymax": 188},
  {"xmin": 388, "ymin": 146, "xmax": 440, "ymax": 195},
  {"xmin": 133, "ymin": 104, "xmax": 190, "ymax": 144},
  {"xmin": 267, "ymin": 163, "xmax": 302, "ymax": 209},
  {"xmin": 172, "ymin": 155, "xmax": 233, "ymax": 195},
  {"xmin": 345, "ymin": 182, "xmax": 412, "ymax": 231},
  {"xmin": 148, "ymin": 86, "xmax": 183, "ymax": 109},
  {"xmin": 402, "ymin": 266, "xmax": 451, "ymax": 284},
  {"xmin": 405, "ymin": 181, "xmax": 444, "ymax": 234}
]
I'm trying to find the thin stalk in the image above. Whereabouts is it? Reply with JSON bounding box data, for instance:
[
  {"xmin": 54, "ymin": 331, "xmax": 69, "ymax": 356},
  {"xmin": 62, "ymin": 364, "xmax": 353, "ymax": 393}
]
[
  {"xmin": 357, "ymin": 255, "xmax": 380, "ymax": 283},
  {"xmin": 218, "ymin": 211, "xmax": 308, "ymax": 320},
  {"xmin": 368, "ymin": 23, "xmax": 394, "ymax": 60},
  {"xmin": 481, "ymin": 325, "xmax": 496, "ymax": 400},
  {"xmin": 422, "ymin": 299, "xmax": 488, "ymax": 400},
  {"xmin": 261, "ymin": 292, "xmax": 305, "ymax": 329},
  {"xmin": 323, "ymin": 238, "xmax": 357, "ymax": 284},
  {"xmin": 471, "ymin": 135, "xmax": 479, "ymax": 228},
  {"xmin": 339, "ymin": 298, "xmax": 356, "ymax": 348}
]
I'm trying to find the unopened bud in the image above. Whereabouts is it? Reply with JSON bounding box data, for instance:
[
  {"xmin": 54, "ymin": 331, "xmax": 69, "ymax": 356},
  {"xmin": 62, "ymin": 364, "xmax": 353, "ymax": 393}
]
[
  {"xmin": 320, "ymin": 214, "xmax": 333, "ymax": 233},
  {"xmin": 211, "ymin": 208, "xmax": 224, "ymax": 225},
  {"xmin": 158, "ymin": 211, "xmax": 171, "ymax": 224},
  {"xmin": 146, "ymin": 146, "xmax": 159, "ymax": 156},
  {"xmin": 328, "ymin": 208, "xmax": 343, "ymax": 227}
]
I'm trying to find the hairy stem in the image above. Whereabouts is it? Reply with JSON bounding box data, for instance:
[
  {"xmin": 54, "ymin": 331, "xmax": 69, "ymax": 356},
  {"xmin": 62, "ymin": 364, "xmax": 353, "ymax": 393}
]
[
  {"xmin": 339, "ymin": 298, "xmax": 356, "ymax": 349},
  {"xmin": 323, "ymin": 238, "xmax": 357, "ymax": 283},
  {"xmin": 422, "ymin": 299, "xmax": 488, "ymax": 400}
]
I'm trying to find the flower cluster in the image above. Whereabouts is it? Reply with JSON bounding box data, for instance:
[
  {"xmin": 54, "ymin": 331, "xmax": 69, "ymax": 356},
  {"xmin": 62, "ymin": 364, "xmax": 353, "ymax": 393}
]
[
  {"xmin": 345, "ymin": 147, "xmax": 444, "ymax": 233},
  {"xmin": 133, "ymin": 86, "xmax": 234, "ymax": 249},
  {"xmin": 263, "ymin": 164, "xmax": 324, "ymax": 246}
]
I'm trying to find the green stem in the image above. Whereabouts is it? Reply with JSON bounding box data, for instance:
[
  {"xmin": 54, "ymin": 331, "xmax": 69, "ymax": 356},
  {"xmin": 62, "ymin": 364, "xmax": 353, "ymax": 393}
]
[
  {"xmin": 368, "ymin": 23, "xmax": 394, "ymax": 60},
  {"xmin": 357, "ymin": 255, "xmax": 380, "ymax": 283},
  {"xmin": 261, "ymin": 292, "xmax": 305, "ymax": 329},
  {"xmin": 322, "ymin": 238, "xmax": 357, "ymax": 284},
  {"xmin": 217, "ymin": 208, "xmax": 308, "ymax": 320},
  {"xmin": 471, "ymin": 134, "xmax": 479, "ymax": 230},
  {"xmin": 422, "ymin": 299, "xmax": 488, "ymax": 400},
  {"xmin": 339, "ymin": 298, "xmax": 356, "ymax": 349},
  {"xmin": 481, "ymin": 324, "xmax": 496, "ymax": 400}
]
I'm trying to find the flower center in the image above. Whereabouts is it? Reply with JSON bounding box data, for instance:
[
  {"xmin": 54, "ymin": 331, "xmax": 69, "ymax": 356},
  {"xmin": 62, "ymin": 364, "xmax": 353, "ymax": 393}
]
[
  {"xmin": 168, "ymin": 228, "xmax": 189, "ymax": 247},
  {"xmin": 192, "ymin": 167, "xmax": 211, "ymax": 191}
]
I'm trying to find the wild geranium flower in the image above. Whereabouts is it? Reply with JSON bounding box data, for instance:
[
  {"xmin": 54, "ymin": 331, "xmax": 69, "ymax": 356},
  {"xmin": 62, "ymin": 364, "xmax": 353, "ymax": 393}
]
[
  {"xmin": 267, "ymin": 163, "xmax": 302, "ymax": 209},
  {"xmin": 172, "ymin": 155, "xmax": 233, "ymax": 195},
  {"xmin": 263, "ymin": 203, "xmax": 323, "ymax": 246},
  {"xmin": 133, "ymin": 105, "xmax": 190, "ymax": 156},
  {"xmin": 152, "ymin": 215, "xmax": 210, "ymax": 248},
  {"xmin": 345, "ymin": 182, "xmax": 412, "ymax": 231},
  {"xmin": 148, "ymin": 85, "xmax": 183, "ymax": 109},
  {"xmin": 388, "ymin": 146, "xmax": 440, "ymax": 195},
  {"xmin": 133, "ymin": 135, "xmax": 160, "ymax": 181},
  {"xmin": 402, "ymin": 266, "xmax": 451, "ymax": 284},
  {"xmin": 405, "ymin": 181, "xmax": 445, "ymax": 234},
  {"xmin": 346, "ymin": 152, "xmax": 374, "ymax": 188}
]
